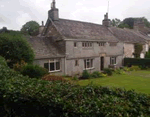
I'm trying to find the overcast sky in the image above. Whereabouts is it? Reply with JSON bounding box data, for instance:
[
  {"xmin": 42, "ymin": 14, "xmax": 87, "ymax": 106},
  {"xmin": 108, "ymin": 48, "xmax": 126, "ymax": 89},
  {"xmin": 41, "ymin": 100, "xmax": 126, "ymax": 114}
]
[{"xmin": 0, "ymin": 0, "xmax": 150, "ymax": 30}]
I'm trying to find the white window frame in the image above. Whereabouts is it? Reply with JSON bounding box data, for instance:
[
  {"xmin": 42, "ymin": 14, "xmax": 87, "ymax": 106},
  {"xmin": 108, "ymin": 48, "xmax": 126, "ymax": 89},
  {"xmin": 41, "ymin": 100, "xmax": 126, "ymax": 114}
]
[
  {"xmin": 84, "ymin": 59, "xmax": 94, "ymax": 70},
  {"xmin": 44, "ymin": 59, "xmax": 61, "ymax": 72},
  {"xmin": 110, "ymin": 57, "xmax": 116, "ymax": 65}
]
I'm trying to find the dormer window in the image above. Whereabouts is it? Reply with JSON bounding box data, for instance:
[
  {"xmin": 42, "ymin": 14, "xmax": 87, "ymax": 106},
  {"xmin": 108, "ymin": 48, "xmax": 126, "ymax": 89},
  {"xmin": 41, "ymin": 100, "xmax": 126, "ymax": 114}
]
[{"xmin": 82, "ymin": 42, "xmax": 93, "ymax": 48}]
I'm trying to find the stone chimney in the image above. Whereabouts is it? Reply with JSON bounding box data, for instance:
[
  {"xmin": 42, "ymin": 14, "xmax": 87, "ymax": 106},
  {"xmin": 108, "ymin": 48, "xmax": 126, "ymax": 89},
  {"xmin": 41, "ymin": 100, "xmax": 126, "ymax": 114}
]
[
  {"xmin": 48, "ymin": 0, "xmax": 59, "ymax": 21},
  {"xmin": 39, "ymin": 21, "xmax": 45, "ymax": 34},
  {"xmin": 102, "ymin": 13, "xmax": 111, "ymax": 27},
  {"xmin": 133, "ymin": 18, "xmax": 145, "ymax": 30}
]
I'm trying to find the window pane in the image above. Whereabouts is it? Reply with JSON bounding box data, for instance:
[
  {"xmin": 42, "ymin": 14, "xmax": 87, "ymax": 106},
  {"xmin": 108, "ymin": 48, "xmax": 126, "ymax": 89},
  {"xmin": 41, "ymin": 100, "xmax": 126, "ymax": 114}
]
[
  {"xmin": 56, "ymin": 62, "xmax": 60, "ymax": 70},
  {"xmin": 91, "ymin": 59, "xmax": 93, "ymax": 67},
  {"xmin": 44, "ymin": 63, "xmax": 49, "ymax": 70},
  {"xmin": 85, "ymin": 43, "xmax": 87, "ymax": 47},
  {"xmin": 82, "ymin": 43, "xmax": 84, "ymax": 47},
  {"xmin": 74, "ymin": 42, "xmax": 77, "ymax": 47},
  {"xmin": 84, "ymin": 60, "xmax": 86, "ymax": 69},
  {"xmin": 50, "ymin": 63, "xmax": 55, "ymax": 71},
  {"xmin": 87, "ymin": 61, "xmax": 90, "ymax": 68}
]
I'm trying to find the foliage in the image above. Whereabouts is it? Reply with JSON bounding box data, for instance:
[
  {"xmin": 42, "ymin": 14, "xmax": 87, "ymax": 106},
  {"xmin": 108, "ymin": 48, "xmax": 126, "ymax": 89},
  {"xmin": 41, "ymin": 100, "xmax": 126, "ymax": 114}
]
[
  {"xmin": 42, "ymin": 74, "xmax": 67, "ymax": 82},
  {"xmin": 133, "ymin": 43, "xmax": 143, "ymax": 58},
  {"xmin": 81, "ymin": 70, "xmax": 91, "ymax": 79},
  {"xmin": 118, "ymin": 23, "xmax": 130, "ymax": 29},
  {"xmin": 130, "ymin": 66, "xmax": 141, "ymax": 71},
  {"xmin": 111, "ymin": 18, "xmax": 121, "ymax": 27},
  {"xmin": 72, "ymin": 76, "xmax": 79, "ymax": 81},
  {"xmin": 21, "ymin": 64, "xmax": 48, "ymax": 79},
  {"xmin": 0, "ymin": 56, "xmax": 7, "ymax": 67},
  {"xmin": 13, "ymin": 60, "xmax": 27, "ymax": 71},
  {"xmin": 123, "ymin": 67, "xmax": 131, "ymax": 72},
  {"xmin": 103, "ymin": 68, "xmax": 113, "ymax": 76},
  {"xmin": 21, "ymin": 21, "xmax": 40, "ymax": 36},
  {"xmin": 114, "ymin": 68, "xmax": 126, "ymax": 75},
  {"xmin": 0, "ymin": 61, "xmax": 150, "ymax": 117},
  {"xmin": 0, "ymin": 33, "xmax": 34, "ymax": 68},
  {"xmin": 124, "ymin": 58, "xmax": 150, "ymax": 68},
  {"xmin": 145, "ymin": 48, "xmax": 150, "ymax": 58},
  {"xmin": 91, "ymin": 71, "xmax": 101, "ymax": 78}
]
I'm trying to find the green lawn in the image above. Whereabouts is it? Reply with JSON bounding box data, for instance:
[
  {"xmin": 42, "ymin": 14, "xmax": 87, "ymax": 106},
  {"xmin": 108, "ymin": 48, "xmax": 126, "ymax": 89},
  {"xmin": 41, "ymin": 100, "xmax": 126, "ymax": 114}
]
[{"xmin": 77, "ymin": 71, "xmax": 150, "ymax": 94}]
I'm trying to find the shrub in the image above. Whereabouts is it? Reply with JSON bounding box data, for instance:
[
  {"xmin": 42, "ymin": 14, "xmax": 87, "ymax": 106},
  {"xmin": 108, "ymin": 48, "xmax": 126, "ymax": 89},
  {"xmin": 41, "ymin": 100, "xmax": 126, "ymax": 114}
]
[
  {"xmin": 130, "ymin": 65, "xmax": 141, "ymax": 71},
  {"xmin": 13, "ymin": 60, "xmax": 27, "ymax": 71},
  {"xmin": 81, "ymin": 70, "xmax": 90, "ymax": 79},
  {"xmin": 0, "ymin": 56, "xmax": 7, "ymax": 67},
  {"xmin": 0, "ymin": 64, "xmax": 150, "ymax": 117},
  {"xmin": 91, "ymin": 71, "xmax": 101, "ymax": 78},
  {"xmin": 21, "ymin": 64, "xmax": 49, "ymax": 78},
  {"xmin": 114, "ymin": 68, "xmax": 126, "ymax": 75},
  {"xmin": 103, "ymin": 68, "xmax": 113, "ymax": 76},
  {"xmin": 42, "ymin": 74, "xmax": 66, "ymax": 82},
  {"xmin": 123, "ymin": 67, "xmax": 131, "ymax": 72}
]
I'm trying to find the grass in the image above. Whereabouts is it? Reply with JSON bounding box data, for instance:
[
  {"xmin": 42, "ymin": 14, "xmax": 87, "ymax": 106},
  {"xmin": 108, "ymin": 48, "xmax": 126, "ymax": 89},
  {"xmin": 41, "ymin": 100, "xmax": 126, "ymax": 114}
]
[{"xmin": 77, "ymin": 70, "xmax": 150, "ymax": 94}]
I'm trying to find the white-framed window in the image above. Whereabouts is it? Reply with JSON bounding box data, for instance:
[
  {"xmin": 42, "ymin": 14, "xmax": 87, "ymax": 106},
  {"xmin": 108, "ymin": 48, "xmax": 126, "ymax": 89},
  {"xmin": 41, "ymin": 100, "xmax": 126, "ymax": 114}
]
[
  {"xmin": 82, "ymin": 42, "xmax": 93, "ymax": 48},
  {"xmin": 110, "ymin": 57, "xmax": 116, "ymax": 65},
  {"xmin": 44, "ymin": 59, "xmax": 61, "ymax": 72},
  {"xmin": 84, "ymin": 59, "xmax": 93, "ymax": 69},
  {"xmin": 74, "ymin": 42, "xmax": 77, "ymax": 47},
  {"xmin": 99, "ymin": 42, "xmax": 106, "ymax": 46},
  {"xmin": 110, "ymin": 43, "xmax": 117, "ymax": 46},
  {"xmin": 75, "ymin": 60, "xmax": 79, "ymax": 66}
]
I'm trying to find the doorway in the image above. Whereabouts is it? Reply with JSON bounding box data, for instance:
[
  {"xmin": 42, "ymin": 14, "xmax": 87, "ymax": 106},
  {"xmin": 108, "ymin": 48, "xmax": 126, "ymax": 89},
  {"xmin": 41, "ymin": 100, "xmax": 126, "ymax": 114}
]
[{"xmin": 101, "ymin": 56, "xmax": 104, "ymax": 71}]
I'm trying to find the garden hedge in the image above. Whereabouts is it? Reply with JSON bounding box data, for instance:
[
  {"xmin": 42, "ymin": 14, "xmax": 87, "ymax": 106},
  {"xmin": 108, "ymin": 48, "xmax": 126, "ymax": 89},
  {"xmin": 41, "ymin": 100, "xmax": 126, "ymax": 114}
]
[
  {"xmin": 0, "ymin": 57, "xmax": 150, "ymax": 117},
  {"xmin": 124, "ymin": 58, "xmax": 150, "ymax": 68}
]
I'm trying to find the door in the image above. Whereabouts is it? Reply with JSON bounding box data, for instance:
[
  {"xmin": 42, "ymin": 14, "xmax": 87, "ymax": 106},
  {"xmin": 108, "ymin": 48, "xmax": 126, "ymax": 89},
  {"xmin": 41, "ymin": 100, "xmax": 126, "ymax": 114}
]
[{"xmin": 101, "ymin": 57, "xmax": 104, "ymax": 70}]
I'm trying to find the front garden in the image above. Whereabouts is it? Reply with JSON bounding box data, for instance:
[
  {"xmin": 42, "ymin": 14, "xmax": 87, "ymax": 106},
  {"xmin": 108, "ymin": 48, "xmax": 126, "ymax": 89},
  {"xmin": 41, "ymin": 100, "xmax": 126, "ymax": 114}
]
[{"xmin": 78, "ymin": 70, "xmax": 150, "ymax": 94}]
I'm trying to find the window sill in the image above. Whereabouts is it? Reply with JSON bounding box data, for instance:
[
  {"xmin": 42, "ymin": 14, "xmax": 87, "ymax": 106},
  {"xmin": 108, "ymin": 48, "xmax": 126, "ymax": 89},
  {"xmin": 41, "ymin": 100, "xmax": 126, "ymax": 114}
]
[{"xmin": 49, "ymin": 70, "xmax": 61, "ymax": 73}]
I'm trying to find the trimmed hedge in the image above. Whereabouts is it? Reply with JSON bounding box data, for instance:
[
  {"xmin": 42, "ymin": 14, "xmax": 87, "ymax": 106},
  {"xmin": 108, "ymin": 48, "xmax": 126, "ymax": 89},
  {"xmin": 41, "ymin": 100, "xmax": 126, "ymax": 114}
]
[
  {"xmin": 0, "ymin": 59, "xmax": 150, "ymax": 117},
  {"xmin": 124, "ymin": 58, "xmax": 150, "ymax": 68}
]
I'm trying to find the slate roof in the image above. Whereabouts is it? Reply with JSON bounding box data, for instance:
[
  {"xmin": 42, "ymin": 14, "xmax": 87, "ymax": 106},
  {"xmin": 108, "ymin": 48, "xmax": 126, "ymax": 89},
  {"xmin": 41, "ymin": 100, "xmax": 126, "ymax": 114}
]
[
  {"xmin": 27, "ymin": 36, "xmax": 65, "ymax": 59},
  {"xmin": 109, "ymin": 27, "xmax": 147, "ymax": 44},
  {"xmin": 52, "ymin": 18, "xmax": 119, "ymax": 42}
]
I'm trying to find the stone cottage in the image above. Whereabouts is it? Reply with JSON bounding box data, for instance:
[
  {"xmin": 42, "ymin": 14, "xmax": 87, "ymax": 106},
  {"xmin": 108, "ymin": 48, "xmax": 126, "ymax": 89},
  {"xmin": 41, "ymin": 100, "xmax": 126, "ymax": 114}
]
[
  {"xmin": 27, "ymin": 0, "xmax": 124, "ymax": 76},
  {"xmin": 27, "ymin": 0, "xmax": 150, "ymax": 76}
]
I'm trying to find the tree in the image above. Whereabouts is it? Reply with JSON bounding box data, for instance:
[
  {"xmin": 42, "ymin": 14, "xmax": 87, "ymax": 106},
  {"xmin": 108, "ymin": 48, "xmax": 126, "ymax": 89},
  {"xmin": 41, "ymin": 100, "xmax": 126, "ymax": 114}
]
[
  {"xmin": 21, "ymin": 21, "xmax": 40, "ymax": 36},
  {"xmin": 111, "ymin": 18, "xmax": 121, "ymax": 27},
  {"xmin": 133, "ymin": 43, "xmax": 143, "ymax": 58},
  {"xmin": 0, "ymin": 33, "xmax": 35, "ymax": 68}
]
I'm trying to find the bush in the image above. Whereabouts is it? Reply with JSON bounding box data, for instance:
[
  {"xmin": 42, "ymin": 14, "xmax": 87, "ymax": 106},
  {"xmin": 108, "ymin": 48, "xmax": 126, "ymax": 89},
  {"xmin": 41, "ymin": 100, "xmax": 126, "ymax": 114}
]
[
  {"xmin": 42, "ymin": 74, "xmax": 67, "ymax": 82},
  {"xmin": 123, "ymin": 67, "xmax": 131, "ymax": 72},
  {"xmin": 0, "ymin": 56, "xmax": 7, "ymax": 67},
  {"xmin": 81, "ymin": 70, "xmax": 90, "ymax": 79},
  {"xmin": 91, "ymin": 71, "xmax": 101, "ymax": 78},
  {"xmin": 114, "ymin": 68, "xmax": 126, "ymax": 75},
  {"xmin": 130, "ymin": 65, "xmax": 141, "ymax": 71},
  {"xmin": 21, "ymin": 64, "xmax": 48, "ymax": 78},
  {"xmin": 0, "ymin": 63, "xmax": 150, "ymax": 117},
  {"xmin": 103, "ymin": 68, "xmax": 113, "ymax": 76}
]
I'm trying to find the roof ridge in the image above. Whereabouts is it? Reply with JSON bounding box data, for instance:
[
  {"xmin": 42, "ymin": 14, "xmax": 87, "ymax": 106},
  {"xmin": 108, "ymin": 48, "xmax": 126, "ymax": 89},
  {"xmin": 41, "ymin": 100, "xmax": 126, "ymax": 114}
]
[{"xmin": 58, "ymin": 18, "xmax": 103, "ymax": 26}]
